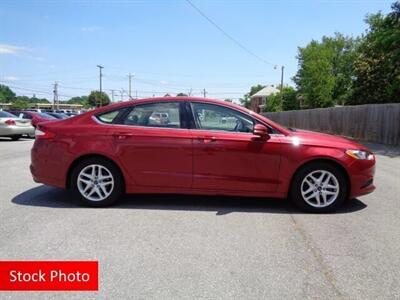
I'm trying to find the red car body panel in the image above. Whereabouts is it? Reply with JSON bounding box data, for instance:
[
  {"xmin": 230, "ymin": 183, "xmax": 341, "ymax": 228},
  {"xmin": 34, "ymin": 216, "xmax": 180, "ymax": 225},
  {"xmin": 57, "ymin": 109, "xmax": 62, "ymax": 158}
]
[{"xmin": 30, "ymin": 97, "xmax": 376, "ymax": 200}]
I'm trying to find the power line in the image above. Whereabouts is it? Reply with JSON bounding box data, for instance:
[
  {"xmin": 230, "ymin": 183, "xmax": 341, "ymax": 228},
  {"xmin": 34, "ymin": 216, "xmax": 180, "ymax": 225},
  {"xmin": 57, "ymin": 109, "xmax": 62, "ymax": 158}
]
[{"xmin": 186, "ymin": 0, "xmax": 275, "ymax": 67}]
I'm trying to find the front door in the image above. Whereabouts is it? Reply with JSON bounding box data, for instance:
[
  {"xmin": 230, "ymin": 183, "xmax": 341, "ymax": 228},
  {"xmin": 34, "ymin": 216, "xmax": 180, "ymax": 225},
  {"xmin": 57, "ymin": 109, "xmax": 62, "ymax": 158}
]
[{"xmin": 189, "ymin": 102, "xmax": 281, "ymax": 192}]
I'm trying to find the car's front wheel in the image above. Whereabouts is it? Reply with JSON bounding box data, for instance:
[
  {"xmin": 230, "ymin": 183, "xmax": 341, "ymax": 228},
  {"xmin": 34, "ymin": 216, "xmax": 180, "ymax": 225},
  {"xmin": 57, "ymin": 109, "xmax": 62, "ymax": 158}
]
[
  {"xmin": 290, "ymin": 162, "xmax": 348, "ymax": 213},
  {"xmin": 71, "ymin": 157, "xmax": 124, "ymax": 207}
]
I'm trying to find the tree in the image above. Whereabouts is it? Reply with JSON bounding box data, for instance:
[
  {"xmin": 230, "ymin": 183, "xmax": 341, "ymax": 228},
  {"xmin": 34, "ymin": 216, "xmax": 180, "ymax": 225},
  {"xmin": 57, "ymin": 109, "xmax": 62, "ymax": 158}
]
[
  {"xmin": 14, "ymin": 96, "xmax": 30, "ymax": 103},
  {"xmin": 294, "ymin": 33, "xmax": 357, "ymax": 108},
  {"xmin": 67, "ymin": 96, "xmax": 89, "ymax": 107},
  {"xmin": 88, "ymin": 91, "xmax": 110, "ymax": 107},
  {"xmin": 280, "ymin": 86, "xmax": 299, "ymax": 111},
  {"xmin": 11, "ymin": 100, "xmax": 29, "ymax": 109},
  {"xmin": 240, "ymin": 84, "xmax": 265, "ymax": 108},
  {"xmin": 350, "ymin": 2, "xmax": 400, "ymax": 104},
  {"xmin": 29, "ymin": 96, "xmax": 49, "ymax": 104},
  {"xmin": 176, "ymin": 93, "xmax": 188, "ymax": 97},
  {"xmin": 0, "ymin": 85, "xmax": 16, "ymax": 103},
  {"xmin": 264, "ymin": 93, "xmax": 282, "ymax": 112}
]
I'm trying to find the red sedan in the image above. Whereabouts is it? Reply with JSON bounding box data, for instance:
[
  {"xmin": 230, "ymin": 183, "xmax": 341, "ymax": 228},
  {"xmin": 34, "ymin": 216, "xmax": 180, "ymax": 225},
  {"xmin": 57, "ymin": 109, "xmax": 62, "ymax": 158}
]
[{"xmin": 30, "ymin": 97, "xmax": 375, "ymax": 212}]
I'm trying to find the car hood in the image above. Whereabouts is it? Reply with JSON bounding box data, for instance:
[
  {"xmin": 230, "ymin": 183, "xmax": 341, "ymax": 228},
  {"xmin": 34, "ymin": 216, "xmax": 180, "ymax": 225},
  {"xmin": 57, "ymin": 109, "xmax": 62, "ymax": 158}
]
[{"xmin": 290, "ymin": 129, "xmax": 369, "ymax": 151}]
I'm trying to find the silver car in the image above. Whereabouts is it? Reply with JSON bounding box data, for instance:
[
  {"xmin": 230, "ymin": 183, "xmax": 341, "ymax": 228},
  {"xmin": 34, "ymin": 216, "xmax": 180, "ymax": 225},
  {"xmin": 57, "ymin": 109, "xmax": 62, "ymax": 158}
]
[{"xmin": 0, "ymin": 111, "xmax": 35, "ymax": 141}]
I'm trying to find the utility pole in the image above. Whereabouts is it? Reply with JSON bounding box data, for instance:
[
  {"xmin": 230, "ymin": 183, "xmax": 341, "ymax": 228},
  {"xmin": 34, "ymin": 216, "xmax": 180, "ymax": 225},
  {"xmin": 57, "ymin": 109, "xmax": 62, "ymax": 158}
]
[
  {"xmin": 96, "ymin": 65, "xmax": 104, "ymax": 107},
  {"xmin": 110, "ymin": 89, "xmax": 116, "ymax": 102},
  {"xmin": 53, "ymin": 82, "xmax": 58, "ymax": 110},
  {"xmin": 97, "ymin": 65, "xmax": 104, "ymax": 92},
  {"xmin": 203, "ymin": 88, "xmax": 207, "ymax": 98},
  {"xmin": 280, "ymin": 65, "xmax": 285, "ymax": 102},
  {"xmin": 128, "ymin": 73, "xmax": 134, "ymax": 100}
]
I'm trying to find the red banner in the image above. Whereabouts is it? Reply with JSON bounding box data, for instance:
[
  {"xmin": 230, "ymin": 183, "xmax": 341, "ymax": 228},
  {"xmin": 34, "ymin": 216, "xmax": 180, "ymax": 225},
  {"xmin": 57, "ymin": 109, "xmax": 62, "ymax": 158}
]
[{"xmin": 0, "ymin": 261, "xmax": 98, "ymax": 291}]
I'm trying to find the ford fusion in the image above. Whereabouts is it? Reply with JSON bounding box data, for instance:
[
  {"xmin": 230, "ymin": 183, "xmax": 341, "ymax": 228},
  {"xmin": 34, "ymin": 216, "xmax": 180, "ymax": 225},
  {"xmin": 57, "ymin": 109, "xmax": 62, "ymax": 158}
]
[{"xmin": 30, "ymin": 97, "xmax": 375, "ymax": 212}]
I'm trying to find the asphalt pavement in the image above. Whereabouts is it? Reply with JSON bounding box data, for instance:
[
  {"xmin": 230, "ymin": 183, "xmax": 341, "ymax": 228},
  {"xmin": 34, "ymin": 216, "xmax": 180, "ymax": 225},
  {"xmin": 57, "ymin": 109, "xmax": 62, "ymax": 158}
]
[{"xmin": 0, "ymin": 138, "xmax": 399, "ymax": 299}]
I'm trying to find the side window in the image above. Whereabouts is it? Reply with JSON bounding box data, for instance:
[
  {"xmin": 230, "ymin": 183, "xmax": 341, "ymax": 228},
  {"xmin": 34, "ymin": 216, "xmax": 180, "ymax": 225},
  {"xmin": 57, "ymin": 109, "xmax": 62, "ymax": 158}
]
[
  {"xmin": 122, "ymin": 102, "xmax": 181, "ymax": 128},
  {"xmin": 97, "ymin": 110, "xmax": 120, "ymax": 124},
  {"xmin": 191, "ymin": 103, "xmax": 254, "ymax": 133}
]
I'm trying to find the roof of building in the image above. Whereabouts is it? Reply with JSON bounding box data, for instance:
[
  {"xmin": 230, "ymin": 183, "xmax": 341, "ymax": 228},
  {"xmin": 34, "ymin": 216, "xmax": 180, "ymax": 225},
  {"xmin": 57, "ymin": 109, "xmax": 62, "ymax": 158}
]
[{"xmin": 250, "ymin": 86, "xmax": 280, "ymax": 98}]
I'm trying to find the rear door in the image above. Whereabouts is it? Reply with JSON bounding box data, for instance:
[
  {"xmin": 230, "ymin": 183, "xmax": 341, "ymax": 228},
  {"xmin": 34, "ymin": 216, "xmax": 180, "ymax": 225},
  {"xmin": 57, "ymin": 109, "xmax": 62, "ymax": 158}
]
[{"xmin": 108, "ymin": 101, "xmax": 193, "ymax": 188}]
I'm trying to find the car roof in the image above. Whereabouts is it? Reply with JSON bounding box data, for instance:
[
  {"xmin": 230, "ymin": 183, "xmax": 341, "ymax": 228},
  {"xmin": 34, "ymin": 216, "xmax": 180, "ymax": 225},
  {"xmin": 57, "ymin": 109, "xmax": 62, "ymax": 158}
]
[{"xmin": 96, "ymin": 96, "xmax": 249, "ymax": 114}]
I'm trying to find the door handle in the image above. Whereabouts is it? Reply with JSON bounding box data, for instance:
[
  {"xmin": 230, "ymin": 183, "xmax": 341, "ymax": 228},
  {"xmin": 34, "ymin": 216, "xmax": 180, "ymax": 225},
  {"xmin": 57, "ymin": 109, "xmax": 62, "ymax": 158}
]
[
  {"xmin": 112, "ymin": 132, "xmax": 134, "ymax": 140},
  {"xmin": 197, "ymin": 136, "xmax": 217, "ymax": 143}
]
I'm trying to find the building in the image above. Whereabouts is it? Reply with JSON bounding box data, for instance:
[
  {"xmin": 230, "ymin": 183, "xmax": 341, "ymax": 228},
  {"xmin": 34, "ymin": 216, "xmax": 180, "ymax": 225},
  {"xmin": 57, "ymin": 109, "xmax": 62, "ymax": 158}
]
[{"xmin": 250, "ymin": 85, "xmax": 280, "ymax": 113}]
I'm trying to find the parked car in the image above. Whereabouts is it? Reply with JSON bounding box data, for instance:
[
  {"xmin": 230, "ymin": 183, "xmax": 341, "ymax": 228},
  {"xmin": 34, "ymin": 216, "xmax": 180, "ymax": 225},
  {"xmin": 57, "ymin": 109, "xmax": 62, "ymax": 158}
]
[
  {"xmin": 0, "ymin": 111, "xmax": 34, "ymax": 140},
  {"xmin": 11, "ymin": 111, "xmax": 57, "ymax": 128},
  {"xmin": 65, "ymin": 112, "xmax": 78, "ymax": 117},
  {"xmin": 31, "ymin": 97, "xmax": 376, "ymax": 212},
  {"xmin": 149, "ymin": 112, "xmax": 170, "ymax": 124},
  {"xmin": 46, "ymin": 112, "xmax": 69, "ymax": 119}
]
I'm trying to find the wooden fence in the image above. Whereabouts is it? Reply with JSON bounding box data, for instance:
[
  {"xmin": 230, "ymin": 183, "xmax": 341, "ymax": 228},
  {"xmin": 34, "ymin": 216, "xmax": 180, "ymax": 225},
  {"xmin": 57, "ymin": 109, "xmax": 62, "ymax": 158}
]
[{"xmin": 262, "ymin": 103, "xmax": 400, "ymax": 145}]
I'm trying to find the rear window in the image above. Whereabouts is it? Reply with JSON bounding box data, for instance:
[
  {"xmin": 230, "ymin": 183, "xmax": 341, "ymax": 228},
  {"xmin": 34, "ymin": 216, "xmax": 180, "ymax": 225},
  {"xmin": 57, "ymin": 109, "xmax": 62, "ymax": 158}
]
[{"xmin": 0, "ymin": 111, "xmax": 17, "ymax": 118}]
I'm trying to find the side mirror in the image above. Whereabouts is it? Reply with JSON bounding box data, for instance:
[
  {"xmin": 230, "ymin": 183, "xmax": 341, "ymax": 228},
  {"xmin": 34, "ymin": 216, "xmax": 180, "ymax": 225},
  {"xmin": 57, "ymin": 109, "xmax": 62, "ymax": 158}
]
[{"xmin": 253, "ymin": 124, "xmax": 270, "ymax": 140}]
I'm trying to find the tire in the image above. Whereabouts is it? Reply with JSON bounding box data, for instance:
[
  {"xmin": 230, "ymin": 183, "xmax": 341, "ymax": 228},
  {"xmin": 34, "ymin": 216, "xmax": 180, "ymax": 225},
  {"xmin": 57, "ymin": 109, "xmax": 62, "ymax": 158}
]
[
  {"xmin": 289, "ymin": 162, "xmax": 348, "ymax": 213},
  {"xmin": 11, "ymin": 135, "xmax": 22, "ymax": 141},
  {"xmin": 70, "ymin": 157, "xmax": 124, "ymax": 207}
]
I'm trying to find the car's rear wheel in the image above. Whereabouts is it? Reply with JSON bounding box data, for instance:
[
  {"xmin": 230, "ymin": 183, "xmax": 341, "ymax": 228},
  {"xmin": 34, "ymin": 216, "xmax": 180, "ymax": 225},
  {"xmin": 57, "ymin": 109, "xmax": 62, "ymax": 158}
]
[
  {"xmin": 11, "ymin": 135, "xmax": 22, "ymax": 141},
  {"xmin": 290, "ymin": 162, "xmax": 348, "ymax": 213},
  {"xmin": 71, "ymin": 157, "xmax": 123, "ymax": 207}
]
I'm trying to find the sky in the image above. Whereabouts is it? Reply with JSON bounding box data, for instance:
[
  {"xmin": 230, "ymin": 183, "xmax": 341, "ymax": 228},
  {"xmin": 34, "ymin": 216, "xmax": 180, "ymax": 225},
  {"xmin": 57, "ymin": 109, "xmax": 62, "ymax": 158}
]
[{"xmin": 0, "ymin": 0, "xmax": 394, "ymax": 102}]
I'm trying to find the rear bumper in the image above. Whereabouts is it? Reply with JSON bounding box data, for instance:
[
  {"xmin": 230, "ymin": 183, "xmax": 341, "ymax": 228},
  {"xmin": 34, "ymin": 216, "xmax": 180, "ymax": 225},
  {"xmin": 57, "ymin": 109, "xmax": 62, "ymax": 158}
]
[
  {"xmin": 30, "ymin": 140, "xmax": 68, "ymax": 189},
  {"xmin": 0, "ymin": 126, "xmax": 34, "ymax": 136}
]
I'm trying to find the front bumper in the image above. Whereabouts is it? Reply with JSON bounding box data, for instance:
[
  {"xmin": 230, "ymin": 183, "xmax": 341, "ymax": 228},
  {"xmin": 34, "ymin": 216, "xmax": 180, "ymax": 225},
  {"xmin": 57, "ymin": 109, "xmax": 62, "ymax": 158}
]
[{"xmin": 348, "ymin": 159, "xmax": 376, "ymax": 198}]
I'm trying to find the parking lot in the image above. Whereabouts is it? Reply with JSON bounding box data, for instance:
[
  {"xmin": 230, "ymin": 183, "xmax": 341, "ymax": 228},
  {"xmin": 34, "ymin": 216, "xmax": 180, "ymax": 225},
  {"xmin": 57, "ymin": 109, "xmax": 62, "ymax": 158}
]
[{"xmin": 0, "ymin": 138, "xmax": 399, "ymax": 299}]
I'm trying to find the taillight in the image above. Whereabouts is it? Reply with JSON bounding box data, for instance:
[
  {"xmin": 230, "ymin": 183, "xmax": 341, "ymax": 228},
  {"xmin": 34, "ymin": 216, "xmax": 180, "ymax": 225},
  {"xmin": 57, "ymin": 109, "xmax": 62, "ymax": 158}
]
[
  {"xmin": 35, "ymin": 128, "xmax": 55, "ymax": 139},
  {"xmin": 5, "ymin": 119, "xmax": 16, "ymax": 126}
]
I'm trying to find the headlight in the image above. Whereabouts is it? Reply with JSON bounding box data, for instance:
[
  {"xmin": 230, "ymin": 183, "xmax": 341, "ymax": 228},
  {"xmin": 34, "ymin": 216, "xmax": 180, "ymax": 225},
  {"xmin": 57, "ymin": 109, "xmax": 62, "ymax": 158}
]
[{"xmin": 345, "ymin": 149, "xmax": 374, "ymax": 160}]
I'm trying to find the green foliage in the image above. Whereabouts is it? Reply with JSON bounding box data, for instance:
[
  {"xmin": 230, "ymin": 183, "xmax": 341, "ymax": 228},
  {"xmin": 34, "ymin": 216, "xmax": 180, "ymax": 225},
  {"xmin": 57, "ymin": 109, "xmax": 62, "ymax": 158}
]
[
  {"xmin": 0, "ymin": 85, "xmax": 16, "ymax": 103},
  {"xmin": 261, "ymin": 86, "xmax": 299, "ymax": 112},
  {"xmin": 264, "ymin": 93, "xmax": 282, "ymax": 112},
  {"xmin": 66, "ymin": 96, "xmax": 90, "ymax": 108},
  {"xmin": 240, "ymin": 84, "xmax": 265, "ymax": 108},
  {"xmin": 29, "ymin": 96, "xmax": 50, "ymax": 103},
  {"xmin": 281, "ymin": 86, "xmax": 299, "ymax": 111},
  {"xmin": 294, "ymin": 33, "xmax": 357, "ymax": 108},
  {"xmin": 350, "ymin": 2, "xmax": 400, "ymax": 104},
  {"xmin": 10, "ymin": 100, "xmax": 29, "ymax": 109},
  {"xmin": 14, "ymin": 96, "xmax": 30, "ymax": 102},
  {"xmin": 88, "ymin": 91, "xmax": 110, "ymax": 107}
]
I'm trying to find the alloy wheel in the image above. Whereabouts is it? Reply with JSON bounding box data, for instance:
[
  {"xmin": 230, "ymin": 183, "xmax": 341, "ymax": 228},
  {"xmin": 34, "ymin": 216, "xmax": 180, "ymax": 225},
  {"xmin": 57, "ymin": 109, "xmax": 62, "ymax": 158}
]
[
  {"xmin": 300, "ymin": 170, "xmax": 340, "ymax": 208},
  {"xmin": 77, "ymin": 164, "xmax": 114, "ymax": 202}
]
